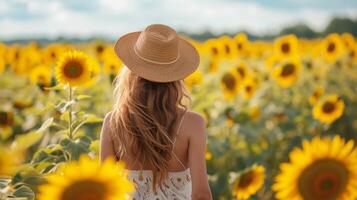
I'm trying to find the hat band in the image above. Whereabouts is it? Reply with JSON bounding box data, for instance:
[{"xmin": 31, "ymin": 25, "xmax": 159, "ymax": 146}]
[{"xmin": 133, "ymin": 45, "xmax": 180, "ymax": 65}]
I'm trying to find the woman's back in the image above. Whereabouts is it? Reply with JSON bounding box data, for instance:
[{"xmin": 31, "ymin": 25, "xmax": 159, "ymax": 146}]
[
  {"xmin": 116, "ymin": 109, "xmax": 190, "ymax": 172},
  {"xmin": 101, "ymin": 110, "xmax": 211, "ymax": 199}
]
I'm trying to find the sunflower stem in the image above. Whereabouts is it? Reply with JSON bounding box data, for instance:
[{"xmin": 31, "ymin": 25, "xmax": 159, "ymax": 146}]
[{"xmin": 69, "ymin": 85, "xmax": 73, "ymax": 140}]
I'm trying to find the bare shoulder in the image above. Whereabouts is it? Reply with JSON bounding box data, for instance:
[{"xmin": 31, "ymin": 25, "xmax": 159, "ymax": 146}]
[
  {"xmin": 103, "ymin": 111, "xmax": 114, "ymax": 128},
  {"xmin": 101, "ymin": 111, "xmax": 114, "ymax": 139},
  {"xmin": 183, "ymin": 111, "xmax": 206, "ymax": 138},
  {"xmin": 184, "ymin": 111, "xmax": 206, "ymax": 125}
]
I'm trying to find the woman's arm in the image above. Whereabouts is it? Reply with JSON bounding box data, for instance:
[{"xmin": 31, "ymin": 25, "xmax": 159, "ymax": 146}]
[
  {"xmin": 100, "ymin": 112, "xmax": 116, "ymax": 162},
  {"xmin": 188, "ymin": 112, "xmax": 213, "ymax": 200}
]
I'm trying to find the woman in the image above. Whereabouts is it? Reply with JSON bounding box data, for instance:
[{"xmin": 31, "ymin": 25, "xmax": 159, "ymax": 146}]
[{"xmin": 100, "ymin": 24, "xmax": 212, "ymax": 200}]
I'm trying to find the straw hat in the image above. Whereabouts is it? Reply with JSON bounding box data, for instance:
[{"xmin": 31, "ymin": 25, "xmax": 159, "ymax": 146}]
[{"xmin": 114, "ymin": 24, "xmax": 200, "ymax": 83}]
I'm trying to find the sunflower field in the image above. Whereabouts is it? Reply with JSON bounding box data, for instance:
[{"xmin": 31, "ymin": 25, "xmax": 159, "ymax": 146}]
[{"xmin": 1, "ymin": 32, "xmax": 357, "ymax": 200}]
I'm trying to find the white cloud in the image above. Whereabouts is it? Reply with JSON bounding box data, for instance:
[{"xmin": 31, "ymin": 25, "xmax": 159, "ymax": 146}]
[
  {"xmin": 0, "ymin": 0, "xmax": 356, "ymax": 39},
  {"xmin": 99, "ymin": 0, "xmax": 134, "ymax": 12},
  {"xmin": 0, "ymin": 1, "xmax": 10, "ymax": 12}
]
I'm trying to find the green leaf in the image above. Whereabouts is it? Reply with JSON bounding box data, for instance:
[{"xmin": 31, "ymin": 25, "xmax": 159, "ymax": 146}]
[
  {"xmin": 58, "ymin": 100, "xmax": 76, "ymax": 113},
  {"xmin": 0, "ymin": 178, "xmax": 11, "ymax": 188},
  {"xmin": 60, "ymin": 137, "xmax": 91, "ymax": 160},
  {"xmin": 76, "ymin": 95, "xmax": 92, "ymax": 100},
  {"xmin": 13, "ymin": 185, "xmax": 35, "ymax": 200},
  {"xmin": 89, "ymin": 140, "xmax": 99, "ymax": 153},
  {"xmin": 37, "ymin": 117, "xmax": 54, "ymax": 133},
  {"xmin": 13, "ymin": 131, "xmax": 44, "ymax": 149},
  {"xmin": 60, "ymin": 111, "xmax": 70, "ymax": 122},
  {"xmin": 34, "ymin": 162, "xmax": 53, "ymax": 173},
  {"xmin": 44, "ymin": 83, "xmax": 65, "ymax": 91},
  {"xmin": 0, "ymin": 127, "xmax": 13, "ymax": 140},
  {"xmin": 40, "ymin": 102, "xmax": 56, "ymax": 114},
  {"xmin": 84, "ymin": 114, "xmax": 103, "ymax": 123}
]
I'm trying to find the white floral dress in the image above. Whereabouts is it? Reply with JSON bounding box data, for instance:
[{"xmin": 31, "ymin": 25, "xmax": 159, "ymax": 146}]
[
  {"xmin": 126, "ymin": 168, "xmax": 192, "ymax": 199},
  {"xmin": 124, "ymin": 111, "xmax": 192, "ymax": 199}
]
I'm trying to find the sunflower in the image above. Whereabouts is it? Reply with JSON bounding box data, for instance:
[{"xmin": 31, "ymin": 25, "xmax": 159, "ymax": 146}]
[
  {"xmin": 218, "ymin": 35, "xmax": 236, "ymax": 59},
  {"xmin": 93, "ymin": 42, "xmax": 106, "ymax": 61},
  {"xmin": 103, "ymin": 57, "xmax": 122, "ymax": 82},
  {"xmin": 184, "ymin": 70, "xmax": 203, "ymax": 90},
  {"xmin": 232, "ymin": 164, "xmax": 265, "ymax": 200},
  {"xmin": 204, "ymin": 39, "xmax": 223, "ymax": 59},
  {"xmin": 83, "ymin": 56, "xmax": 101, "ymax": 88},
  {"xmin": 0, "ymin": 56, "xmax": 5, "ymax": 74},
  {"xmin": 0, "ymin": 111, "xmax": 14, "ymax": 129},
  {"xmin": 29, "ymin": 65, "xmax": 53, "ymax": 90},
  {"xmin": 265, "ymin": 54, "xmax": 281, "ymax": 70},
  {"xmin": 249, "ymin": 40, "xmax": 268, "ymax": 59},
  {"xmin": 6, "ymin": 45, "xmax": 21, "ymax": 65},
  {"xmin": 313, "ymin": 94, "xmax": 345, "ymax": 124},
  {"xmin": 234, "ymin": 61, "xmax": 249, "ymax": 80},
  {"xmin": 241, "ymin": 78, "xmax": 257, "ymax": 100},
  {"xmin": 321, "ymin": 34, "xmax": 345, "ymax": 63},
  {"xmin": 273, "ymin": 135, "xmax": 357, "ymax": 200},
  {"xmin": 0, "ymin": 146, "xmax": 24, "ymax": 176},
  {"xmin": 43, "ymin": 44, "xmax": 65, "ymax": 65},
  {"xmin": 207, "ymin": 57, "xmax": 219, "ymax": 73},
  {"xmin": 272, "ymin": 57, "xmax": 301, "ymax": 88},
  {"xmin": 13, "ymin": 98, "xmax": 33, "ymax": 110},
  {"xmin": 341, "ymin": 33, "xmax": 355, "ymax": 50},
  {"xmin": 38, "ymin": 156, "xmax": 134, "ymax": 200},
  {"xmin": 55, "ymin": 51, "xmax": 93, "ymax": 87},
  {"xmin": 221, "ymin": 70, "xmax": 240, "ymax": 100},
  {"xmin": 205, "ymin": 150, "xmax": 213, "ymax": 161},
  {"xmin": 234, "ymin": 33, "xmax": 250, "ymax": 57},
  {"xmin": 349, "ymin": 45, "xmax": 357, "ymax": 63},
  {"xmin": 309, "ymin": 87, "xmax": 324, "ymax": 105},
  {"xmin": 248, "ymin": 106, "xmax": 261, "ymax": 122},
  {"xmin": 274, "ymin": 34, "xmax": 299, "ymax": 58}
]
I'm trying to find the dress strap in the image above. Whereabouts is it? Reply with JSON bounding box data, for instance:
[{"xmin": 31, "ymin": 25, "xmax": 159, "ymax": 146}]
[{"xmin": 172, "ymin": 110, "xmax": 187, "ymax": 170}]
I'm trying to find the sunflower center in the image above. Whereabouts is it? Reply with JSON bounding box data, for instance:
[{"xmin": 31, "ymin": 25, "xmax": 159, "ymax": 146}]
[
  {"xmin": 322, "ymin": 102, "xmax": 335, "ymax": 113},
  {"xmin": 225, "ymin": 45, "xmax": 230, "ymax": 54},
  {"xmin": 209, "ymin": 60, "xmax": 216, "ymax": 71},
  {"xmin": 281, "ymin": 43, "xmax": 290, "ymax": 54},
  {"xmin": 236, "ymin": 67, "xmax": 245, "ymax": 78},
  {"xmin": 298, "ymin": 159, "xmax": 349, "ymax": 200},
  {"xmin": 60, "ymin": 179, "xmax": 108, "ymax": 200},
  {"xmin": 212, "ymin": 47, "xmax": 218, "ymax": 56},
  {"xmin": 96, "ymin": 45, "xmax": 104, "ymax": 54},
  {"xmin": 63, "ymin": 62, "xmax": 84, "ymax": 78},
  {"xmin": 245, "ymin": 85, "xmax": 252, "ymax": 93},
  {"xmin": 313, "ymin": 90, "xmax": 321, "ymax": 98},
  {"xmin": 222, "ymin": 73, "xmax": 236, "ymax": 91},
  {"xmin": 0, "ymin": 112, "xmax": 12, "ymax": 126},
  {"xmin": 38, "ymin": 75, "xmax": 46, "ymax": 84},
  {"xmin": 0, "ymin": 112, "xmax": 7, "ymax": 125},
  {"xmin": 280, "ymin": 63, "xmax": 295, "ymax": 77},
  {"xmin": 15, "ymin": 51, "xmax": 19, "ymax": 60},
  {"xmin": 237, "ymin": 43, "xmax": 243, "ymax": 50},
  {"xmin": 327, "ymin": 43, "xmax": 335, "ymax": 53},
  {"xmin": 238, "ymin": 171, "xmax": 254, "ymax": 188},
  {"xmin": 51, "ymin": 52, "xmax": 56, "ymax": 59}
]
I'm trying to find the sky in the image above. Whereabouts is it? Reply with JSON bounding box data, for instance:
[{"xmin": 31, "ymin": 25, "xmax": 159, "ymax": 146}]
[{"xmin": 0, "ymin": 0, "xmax": 357, "ymax": 39}]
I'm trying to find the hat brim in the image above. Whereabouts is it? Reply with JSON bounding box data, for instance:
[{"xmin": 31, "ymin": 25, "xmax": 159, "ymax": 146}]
[{"xmin": 114, "ymin": 31, "xmax": 200, "ymax": 83}]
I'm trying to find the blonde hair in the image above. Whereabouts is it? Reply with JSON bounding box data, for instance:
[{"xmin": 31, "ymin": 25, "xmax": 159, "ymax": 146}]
[{"xmin": 110, "ymin": 67, "xmax": 190, "ymax": 190}]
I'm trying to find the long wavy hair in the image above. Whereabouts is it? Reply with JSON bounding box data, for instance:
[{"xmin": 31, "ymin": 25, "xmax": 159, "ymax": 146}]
[{"xmin": 109, "ymin": 67, "xmax": 191, "ymax": 190}]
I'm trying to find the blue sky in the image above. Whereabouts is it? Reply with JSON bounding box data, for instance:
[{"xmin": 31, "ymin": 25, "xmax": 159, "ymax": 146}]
[{"xmin": 0, "ymin": 0, "xmax": 356, "ymax": 39}]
